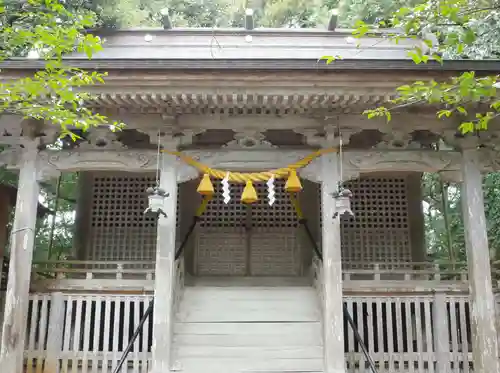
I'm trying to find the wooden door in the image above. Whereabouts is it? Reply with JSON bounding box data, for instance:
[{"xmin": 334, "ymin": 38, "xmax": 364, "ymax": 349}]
[{"xmin": 195, "ymin": 180, "xmax": 302, "ymax": 277}]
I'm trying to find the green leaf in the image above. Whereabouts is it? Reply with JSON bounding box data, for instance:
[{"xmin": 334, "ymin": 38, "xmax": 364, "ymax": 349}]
[
  {"xmin": 438, "ymin": 110, "xmax": 452, "ymax": 118},
  {"xmin": 432, "ymin": 54, "xmax": 443, "ymax": 64},
  {"xmin": 459, "ymin": 122, "xmax": 474, "ymax": 134},
  {"xmin": 491, "ymin": 101, "xmax": 500, "ymax": 111},
  {"xmin": 385, "ymin": 110, "xmax": 392, "ymax": 122},
  {"xmin": 408, "ymin": 51, "xmax": 422, "ymax": 64},
  {"xmin": 319, "ymin": 55, "xmax": 337, "ymax": 65},
  {"xmin": 463, "ymin": 28, "xmax": 476, "ymax": 45}
]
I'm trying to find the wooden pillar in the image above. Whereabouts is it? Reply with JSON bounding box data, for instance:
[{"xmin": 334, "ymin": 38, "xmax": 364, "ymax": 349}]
[
  {"xmin": 0, "ymin": 146, "xmax": 41, "ymax": 372},
  {"xmin": 460, "ymin": 149, "xmax": 499, "ymax": 372},
  {"xmin": 0, "ymin": 190, "xmax": 10, "ymax": 338},
  {"xmin": 320, "ymin": 152, "xmax": 345, "ymax": 373},
  {"xmin": 151, "ymin": 154, "xmax": 178, "ymax": 373},
  {"xmin": 0, "ymin": 191, "xmax": 10, "ymax": 280}
]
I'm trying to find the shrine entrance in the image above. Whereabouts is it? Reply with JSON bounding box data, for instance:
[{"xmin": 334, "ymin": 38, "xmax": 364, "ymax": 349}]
[{"xmin": 194, "ymin": 179, "xmax": 306, "ymax": 277}]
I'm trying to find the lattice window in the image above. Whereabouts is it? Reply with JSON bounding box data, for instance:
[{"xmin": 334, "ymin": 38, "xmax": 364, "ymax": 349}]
[
  {"xmin": 251, "ymin": 180, "xmax": 299, "ymax": 228},
  {"xmin": 341, "ymin": 176, "xmax": 412, "ymax": 266},
  {"xmin": 317, "ymin": 174, "xmax": 413, "ymax": 266},
  {"xmin": 86, "ymin": 172, "xmax": 180, "ymax": 262},
  {"xmin": 199, "ymin": 182, "xmax": 246, "ymax": 228}
]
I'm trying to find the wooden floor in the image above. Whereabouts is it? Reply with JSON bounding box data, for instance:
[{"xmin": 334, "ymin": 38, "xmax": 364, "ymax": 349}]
[{"xmin": 172, "ymin": 277, "xmax": 324, "ymax": 373}]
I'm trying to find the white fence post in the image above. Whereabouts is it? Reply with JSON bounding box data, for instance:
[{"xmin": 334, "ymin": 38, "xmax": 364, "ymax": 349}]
[
  {"xmin": 45, "ymin": 292, "xmax": 65, "ymax": 373},
  {"xmin": 433, "ymin": 292, "xmax": 450, "ymax": 373}
]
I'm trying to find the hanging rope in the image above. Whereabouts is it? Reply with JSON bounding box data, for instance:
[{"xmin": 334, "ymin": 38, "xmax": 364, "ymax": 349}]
[
  {"xmin": 163, "ymin": 148, "xmax": 338, "ymax": 204},
  {"xmin": 162, "ymin": 148, "xmax": 337, "ymax": 182}
]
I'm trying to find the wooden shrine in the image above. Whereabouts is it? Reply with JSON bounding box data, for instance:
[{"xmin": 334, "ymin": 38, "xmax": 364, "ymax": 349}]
[{"xmin": 0, "ymin": 27, "xmax": 499, "ymax": 373}]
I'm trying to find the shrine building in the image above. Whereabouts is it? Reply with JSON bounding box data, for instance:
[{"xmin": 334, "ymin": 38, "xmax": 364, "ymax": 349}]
[{"xmin": 0, "ymin": 24, "xmax": 499, "ymax": 373}]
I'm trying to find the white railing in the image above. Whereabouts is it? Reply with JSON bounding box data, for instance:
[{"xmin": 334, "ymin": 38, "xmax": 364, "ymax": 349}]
[
  {"xmin": 312, "ymin": 259, "xmax": 485, "ymax": 372},
  {"xmin": 21, "ymin": 258, "xmax": 188, "ymax": 373},
  {"xmin": 32, "ymin": 260, "xmax": 156, "ymax": 279},
  {"xmin": 28, "ymin": 260, "xmax": 490, "ymax": 293},
  {"xmin": 343, "ymin": 293, "xmax": 475, "ymax": 373},
  {"xmin": 173, "ymin": 258, "xmax": 185, "ymax": 314},
  {"xmin": 30, "ymin": 261, "xmax": 156, "ymax": 292},
  {"xmin": 343, "ymin": 261, "xmax": 470, "ymax": 282},
  {"xmin": 21, "ymin": 289, "xmax": 484, "ymax": 373},
  {"xmin": 24, "ymin": 292, "xmax": 153, "ymax": 373},
  {"xmin": 311, "ymin": 256, "xmax": 324, "ymax": 312}
]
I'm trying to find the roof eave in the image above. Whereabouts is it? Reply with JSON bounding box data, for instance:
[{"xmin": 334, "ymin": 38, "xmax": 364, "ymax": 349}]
[{"xmin": 1, "ymin": 58, "xmax": 500, "ymax": 72}]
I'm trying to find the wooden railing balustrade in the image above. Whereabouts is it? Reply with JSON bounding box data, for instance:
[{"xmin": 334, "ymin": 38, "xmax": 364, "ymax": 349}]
[
  {"xmin": 342, "ymin": 261, "xmax": 470, "ymax": 282},
  {"xmin": 28, "ymin": 259, "xmax": 497, "ymax": 292},
  {"xmin": 0, "ymin": 260, "xmax": 498, "ymax": 371},
  {"xmin": 15, "ymin": 289, "xmax": 497, "ymax": 373}
]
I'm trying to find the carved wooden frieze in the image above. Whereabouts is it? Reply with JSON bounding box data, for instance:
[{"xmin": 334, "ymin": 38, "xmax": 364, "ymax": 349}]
[
  {"xmin": 346, "ymin": 150, "xmax": 459, "ymax": 173},
  {"xmin": 39, "ymin": 151, "xmax": 157, "ymax": 171},
  {"xmin": 184, "ymin": 149, "xmax": 312, "ymax": 171},
  {"xmin": 300, "ymin": 150, "xmax": 463, "ymax": 183}
]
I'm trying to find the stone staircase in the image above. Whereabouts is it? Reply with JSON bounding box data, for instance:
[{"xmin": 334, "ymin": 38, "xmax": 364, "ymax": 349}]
[{"xmin": 171, "ymin": 277, "xmax": 324, "ymax": 373}]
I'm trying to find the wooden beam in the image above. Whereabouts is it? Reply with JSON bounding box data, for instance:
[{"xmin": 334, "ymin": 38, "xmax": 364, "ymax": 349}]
[
  {"xmin": 320, "ymin": 152, "xmax": 345, "ymax": 373},
  {"xmin": 0, "ymin": 145, "xmax": 40, "ymax": 372},
  {"xmin": 150, "ymin": 154, "xmax": 179, "ymax": 373},
  {"xmin": 460, "ymin": 149, "xmax": 500, "ymax": 372}
]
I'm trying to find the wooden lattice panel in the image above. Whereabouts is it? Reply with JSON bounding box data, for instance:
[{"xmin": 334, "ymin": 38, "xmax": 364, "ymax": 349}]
[
  {"xmin": 195, "ymin": 179, "xmax": 302, "ymax": 276},
  {"xmin": 199, "ymin": 183, "xmax": 246, "ymax": 229},
  {"xmin": 196, "ymin": 182, "xmax": 246, "ymax": 275},
  {"xmin": 250, "ymin": 181, "xmax": 301, "ymax": 276},
  {"xmin": 196, "ymin": 231, "xmax": 247, "ymax": 275},
  {"xmin": 250, "ymin": 181, "xmax": 299, "ymax": 229},
  {"xmin": 340, "ymin": 175, "xmax": 412, "ymax": 266},
  {"xmin": 86, "ymin": 172, "xmax": 180, "ymax": 262}
]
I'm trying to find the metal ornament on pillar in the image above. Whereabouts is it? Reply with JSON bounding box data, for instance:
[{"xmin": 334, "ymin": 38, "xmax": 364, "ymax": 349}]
[
  {"xmin": 144, "ymin": 130, "xmax": 169, "ymax": 218},
  {"xmin": 332, "ymin": 188, "xmax": 353, "ymax": 219},
  {"xmin": 332, "ymin": 130, "xmax": 354, "ymax": 219},
  {"xmin": 145, "ymin": 187, "xmax": 169, "ymax": 217}
]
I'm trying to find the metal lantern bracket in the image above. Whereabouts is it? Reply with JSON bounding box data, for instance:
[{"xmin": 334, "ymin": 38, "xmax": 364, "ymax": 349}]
[
  {"xmin": 144, "ymin": 186, "xmax": 169, "ymax": 218},
  {"xmin": 332, "ymin": 188, "xmax": 354, "ymax": 219}
]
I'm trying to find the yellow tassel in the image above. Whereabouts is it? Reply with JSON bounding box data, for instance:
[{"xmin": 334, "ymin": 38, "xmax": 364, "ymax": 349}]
[
  {"xmin": 197, "ymin": 173, "xmax": 214, "ymax": 196},
  {"xmin": 241, "ymin": 180, "xmax": 258, "ymax": 204},
  {"xmin": 285, "ymin": 170, "xmax": 302, "ymax": 193}
]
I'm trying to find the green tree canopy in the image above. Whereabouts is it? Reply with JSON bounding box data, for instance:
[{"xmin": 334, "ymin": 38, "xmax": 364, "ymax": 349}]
[
  {"xmin": 349, "ymin": 0, "xmax": 500, "ymax": 134},
  {"xmin": 0, "ymin": 0, "xmax": 121, "ymax": 136}
]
